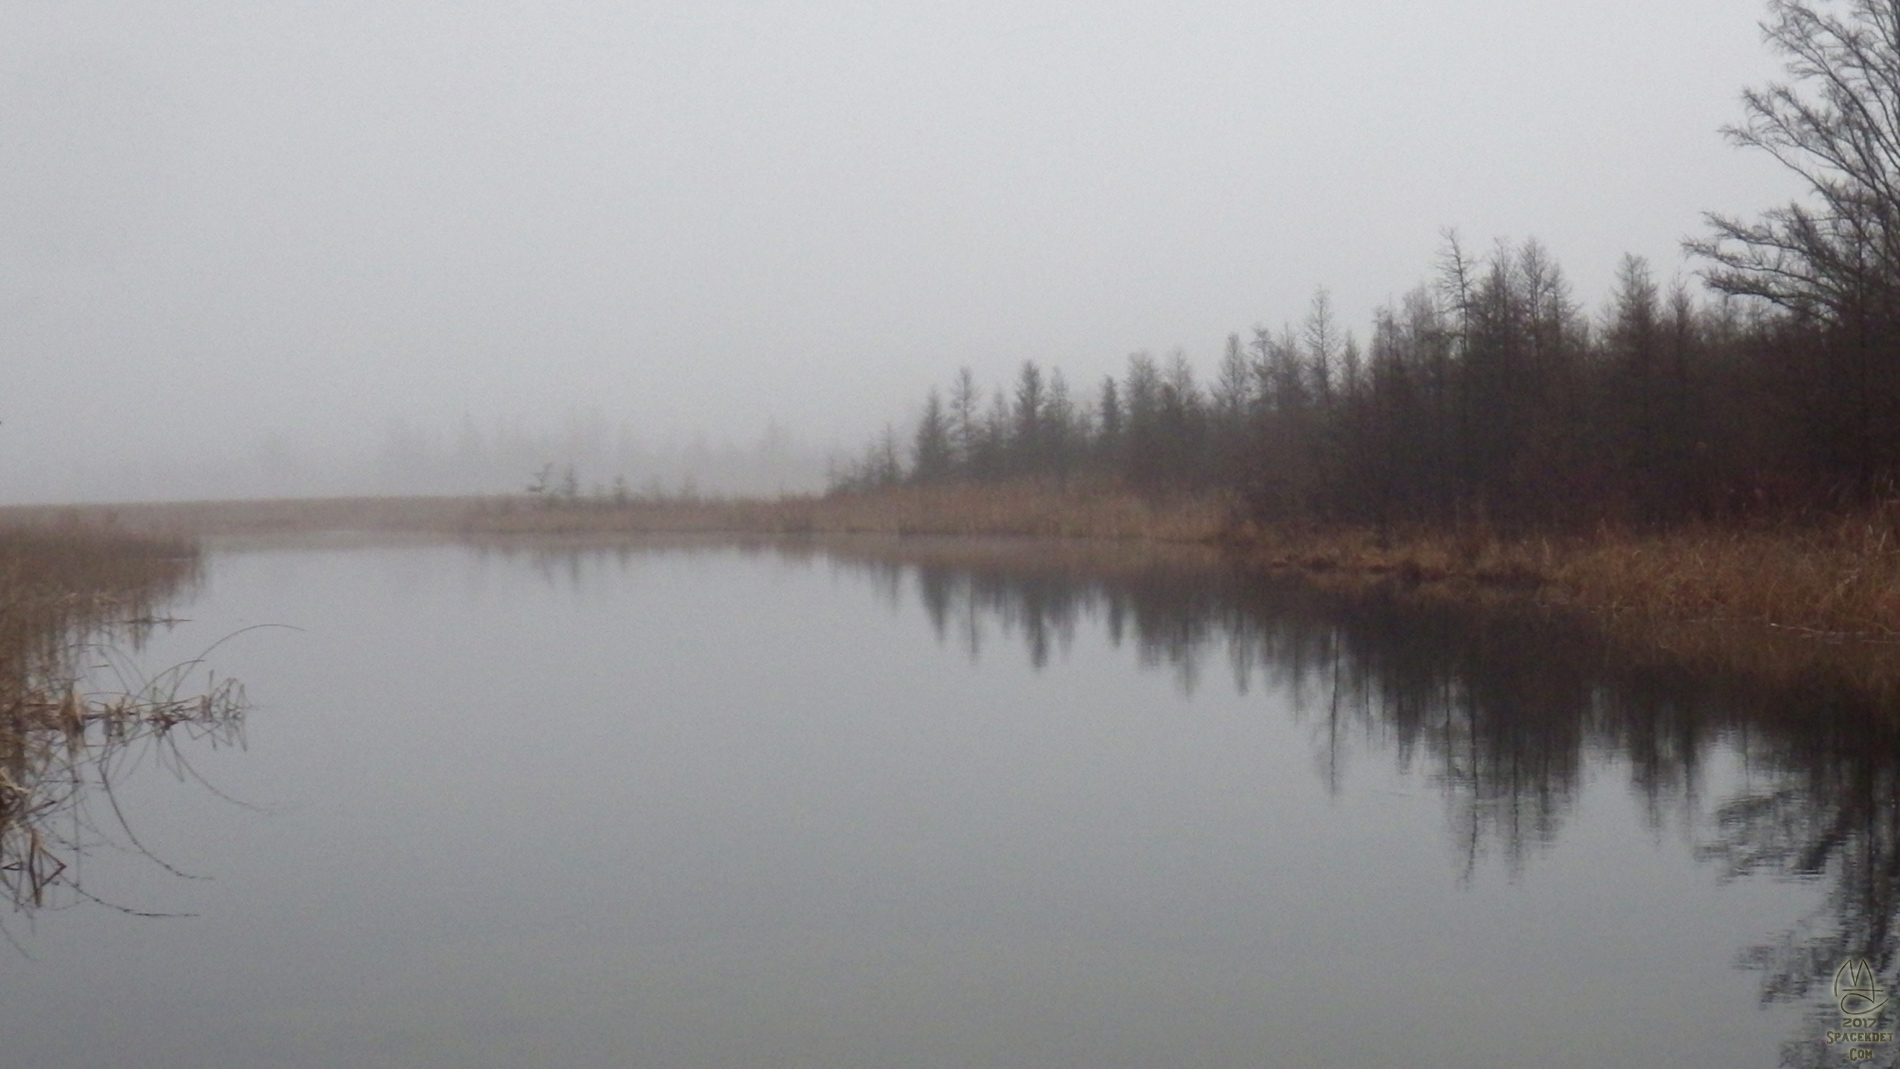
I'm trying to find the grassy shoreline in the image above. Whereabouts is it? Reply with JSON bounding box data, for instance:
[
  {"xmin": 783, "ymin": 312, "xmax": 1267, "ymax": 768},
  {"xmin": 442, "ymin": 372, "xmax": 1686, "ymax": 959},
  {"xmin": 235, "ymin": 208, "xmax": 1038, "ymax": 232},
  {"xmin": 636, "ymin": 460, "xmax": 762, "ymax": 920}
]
[
  {"xmin": 7, "ymin": 486, "xmax": 1900, "ymax": 641},
  {"xmin": 0, "ymin": 525, "xmax": 246, "ymax": 910}
]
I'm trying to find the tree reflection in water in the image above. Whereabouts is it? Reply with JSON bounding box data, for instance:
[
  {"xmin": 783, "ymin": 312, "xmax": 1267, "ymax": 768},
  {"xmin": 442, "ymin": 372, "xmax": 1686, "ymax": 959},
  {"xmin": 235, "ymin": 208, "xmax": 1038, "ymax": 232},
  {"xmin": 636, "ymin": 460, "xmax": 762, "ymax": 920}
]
[
  {"xmin": 834, "ymin": 546, "xmax": 1900, "ymax": 1067},
  {"xmin": 488, "ymin": 536, "xmax": 1900, "ymax": 1064},
  {"xmin": 1695, "ymin": 683, "xmax": 1900, "ymax": 1068}
]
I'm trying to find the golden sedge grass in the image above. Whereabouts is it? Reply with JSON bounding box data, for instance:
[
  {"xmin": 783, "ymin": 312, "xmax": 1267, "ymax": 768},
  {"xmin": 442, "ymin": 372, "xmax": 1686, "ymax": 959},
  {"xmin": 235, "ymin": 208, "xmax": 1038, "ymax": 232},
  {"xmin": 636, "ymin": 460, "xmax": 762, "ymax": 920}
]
[{"xmin": 0, "ymin": 527, "xmax": 245, "ymax": 915}]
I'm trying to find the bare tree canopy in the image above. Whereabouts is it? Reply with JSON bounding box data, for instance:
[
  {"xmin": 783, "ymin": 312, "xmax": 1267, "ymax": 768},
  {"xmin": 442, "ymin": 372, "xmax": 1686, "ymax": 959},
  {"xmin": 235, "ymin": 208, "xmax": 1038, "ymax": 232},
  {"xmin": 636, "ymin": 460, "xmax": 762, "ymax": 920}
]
[{"xmin": 1691, "ymin": 0, "xmax": 1900, "ymax": 321}]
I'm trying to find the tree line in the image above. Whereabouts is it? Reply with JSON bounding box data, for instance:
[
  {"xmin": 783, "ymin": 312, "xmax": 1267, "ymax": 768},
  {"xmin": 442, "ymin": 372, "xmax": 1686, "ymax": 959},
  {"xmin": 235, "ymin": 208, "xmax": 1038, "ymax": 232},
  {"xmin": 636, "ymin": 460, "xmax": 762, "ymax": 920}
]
[{"xmin": 834, "ymin": 0, "xmax": 1900, "ymax": 531}]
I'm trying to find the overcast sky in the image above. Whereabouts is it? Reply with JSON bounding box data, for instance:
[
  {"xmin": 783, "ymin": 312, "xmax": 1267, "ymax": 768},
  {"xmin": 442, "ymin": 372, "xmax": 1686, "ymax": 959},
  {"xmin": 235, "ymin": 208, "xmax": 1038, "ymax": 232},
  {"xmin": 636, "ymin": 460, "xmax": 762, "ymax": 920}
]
[{"xmin": 1, "ymin": 0, "xmax": 1802, "ymax": 500}]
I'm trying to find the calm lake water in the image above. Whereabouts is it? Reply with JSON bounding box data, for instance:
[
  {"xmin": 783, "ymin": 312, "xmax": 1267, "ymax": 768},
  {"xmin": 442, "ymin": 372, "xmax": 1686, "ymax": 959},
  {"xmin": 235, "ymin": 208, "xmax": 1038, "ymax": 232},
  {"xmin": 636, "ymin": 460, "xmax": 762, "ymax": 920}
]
[{"xmin": 1, "ymin": 536, "xmax": 1889, "ymax": 1068}]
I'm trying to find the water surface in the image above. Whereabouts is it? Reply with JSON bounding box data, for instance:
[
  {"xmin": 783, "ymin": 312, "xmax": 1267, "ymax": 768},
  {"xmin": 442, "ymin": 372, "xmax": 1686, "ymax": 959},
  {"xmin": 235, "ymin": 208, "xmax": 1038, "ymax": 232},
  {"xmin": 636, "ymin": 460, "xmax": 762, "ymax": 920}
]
[{"xmin": 0, "ymin": 538, "xmax": 1880, "ymax": 1068}]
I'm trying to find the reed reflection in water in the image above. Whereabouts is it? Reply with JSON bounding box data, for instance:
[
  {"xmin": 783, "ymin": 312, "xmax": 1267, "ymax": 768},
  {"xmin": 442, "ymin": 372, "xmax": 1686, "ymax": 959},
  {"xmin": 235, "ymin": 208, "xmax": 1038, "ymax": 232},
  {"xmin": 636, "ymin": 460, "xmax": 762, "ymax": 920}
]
[{"xmin": 0, "ymin": 531, "xmax": 245, "ymax": 917}]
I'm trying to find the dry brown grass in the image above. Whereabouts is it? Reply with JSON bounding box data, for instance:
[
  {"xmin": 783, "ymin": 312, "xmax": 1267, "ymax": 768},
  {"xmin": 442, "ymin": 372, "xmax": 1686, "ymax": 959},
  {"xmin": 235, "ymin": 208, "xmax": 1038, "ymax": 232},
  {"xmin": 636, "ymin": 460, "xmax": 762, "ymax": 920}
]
[
  {"xmin": 0, "ymin": 496, "xmax": 479, "ymax": 540},
  {"xmin": 0, "ymin": 526, "xmax": 243, "ymax": 913},
  {"xmin": 1550, "ymin": 515, "xmax": 1900, "ymax": 636},
  {"xmin": 1231, "ymin": 506, "xmax": 1900, "ymax": 639},
  {"xmin": 0, "ymin": 526, "xmax": 201, "ymax": 636}
]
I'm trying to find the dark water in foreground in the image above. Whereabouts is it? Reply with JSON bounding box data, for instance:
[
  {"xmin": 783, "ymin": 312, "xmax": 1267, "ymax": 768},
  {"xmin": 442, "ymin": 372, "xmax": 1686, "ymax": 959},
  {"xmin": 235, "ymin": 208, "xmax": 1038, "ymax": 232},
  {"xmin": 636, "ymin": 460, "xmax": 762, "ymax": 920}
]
[{"xmin": 0, "ymin": 538, "xmax": 1892, "ymax": 1068}]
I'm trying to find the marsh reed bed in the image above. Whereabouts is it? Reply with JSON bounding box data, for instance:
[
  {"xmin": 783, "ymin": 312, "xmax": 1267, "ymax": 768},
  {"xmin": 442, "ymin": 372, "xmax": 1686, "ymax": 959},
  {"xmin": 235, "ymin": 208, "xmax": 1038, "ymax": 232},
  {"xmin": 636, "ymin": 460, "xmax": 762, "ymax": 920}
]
[
  {"xmin": 0, "ymin": 527, "xmax": 244, "ymax": 913},
  {"xmin": 17, "ymin": 486, "xmax": 1900, "ymax": 665},
  {"xmin": 1229, "ymin": 506, "xmax": 1900, "ymax": 638}
]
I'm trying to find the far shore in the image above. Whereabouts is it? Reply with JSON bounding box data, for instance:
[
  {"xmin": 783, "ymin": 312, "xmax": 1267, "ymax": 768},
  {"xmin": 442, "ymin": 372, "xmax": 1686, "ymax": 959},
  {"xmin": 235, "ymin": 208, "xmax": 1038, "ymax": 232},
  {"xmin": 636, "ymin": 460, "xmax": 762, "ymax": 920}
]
[{"xmin": 8, "ymin": 484, "xmax": 1900, "ymax": 658}]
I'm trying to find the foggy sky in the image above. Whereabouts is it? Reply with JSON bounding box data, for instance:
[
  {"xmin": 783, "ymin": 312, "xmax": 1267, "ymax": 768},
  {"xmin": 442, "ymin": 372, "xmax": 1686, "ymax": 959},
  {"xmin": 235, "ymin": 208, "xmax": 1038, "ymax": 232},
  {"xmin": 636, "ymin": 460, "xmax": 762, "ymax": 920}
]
[{"xmin": 2, "ymin": 0, "xmax": 1800, "ymax": 501}]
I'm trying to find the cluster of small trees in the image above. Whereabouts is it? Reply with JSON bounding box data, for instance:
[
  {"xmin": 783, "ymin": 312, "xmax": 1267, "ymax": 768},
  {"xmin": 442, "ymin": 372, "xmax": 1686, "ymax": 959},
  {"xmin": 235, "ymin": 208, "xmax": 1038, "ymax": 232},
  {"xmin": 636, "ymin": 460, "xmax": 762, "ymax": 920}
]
[
  {"xmin": 836, "ymin": 363, "xmax": 1094, "ymax": 492},
  {"xmin": 524, "ymin": 463, "xmax": 703, "ymax": 508},
  {"xmin": 836, "ymin": 0, "xmax": 1900, "ymax": 530}
]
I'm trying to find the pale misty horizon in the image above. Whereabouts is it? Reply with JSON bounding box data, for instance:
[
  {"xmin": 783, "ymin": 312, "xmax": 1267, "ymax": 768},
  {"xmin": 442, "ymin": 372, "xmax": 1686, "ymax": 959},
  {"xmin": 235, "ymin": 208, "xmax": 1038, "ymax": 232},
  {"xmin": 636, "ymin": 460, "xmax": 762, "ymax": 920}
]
[{"xmin": 3, "ymin": 0, "xmax": 1799, "ymax": 501}]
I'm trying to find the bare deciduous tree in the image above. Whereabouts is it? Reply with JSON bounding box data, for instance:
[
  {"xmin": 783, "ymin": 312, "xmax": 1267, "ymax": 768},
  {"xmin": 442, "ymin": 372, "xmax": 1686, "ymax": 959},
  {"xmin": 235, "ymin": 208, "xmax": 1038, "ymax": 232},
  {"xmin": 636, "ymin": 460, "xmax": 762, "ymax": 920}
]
[
  {"xmin": 1690, "ymin": 0, "xmax": 1900, "ymax": 489},
  {"xmin": 1691, "ymin": 0, "xmax": 1900, "ymax": 318}
]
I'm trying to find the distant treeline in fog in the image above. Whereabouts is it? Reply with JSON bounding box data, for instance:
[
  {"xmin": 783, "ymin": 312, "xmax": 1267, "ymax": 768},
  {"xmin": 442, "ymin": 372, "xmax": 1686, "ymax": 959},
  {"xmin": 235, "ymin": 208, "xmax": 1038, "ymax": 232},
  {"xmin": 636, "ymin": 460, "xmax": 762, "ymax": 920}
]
[
  {"xmin": 366, "ymin": 415, "xmax": 828, "ymax": 499},
  {"xmin": 840, "ymin": 0, "xmax": 1900, "ymax": 530},
  {"xmin": 839, "ymin": 241, "xmax": 1822, "ymax": 528}
]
